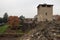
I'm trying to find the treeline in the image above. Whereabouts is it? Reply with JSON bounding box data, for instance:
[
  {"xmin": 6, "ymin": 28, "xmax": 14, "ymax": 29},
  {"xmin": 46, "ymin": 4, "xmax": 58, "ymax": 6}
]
[
  {"xmin": 0, "ymin": 12, "xmax": 8, "ymax": 23},
  {"xmin": 0, "ymin": 12, "xmax": 36, "ymax": 32},
  {"xmin": 0, "ymin": 12, "xmax": 25, "ymax": 24}
]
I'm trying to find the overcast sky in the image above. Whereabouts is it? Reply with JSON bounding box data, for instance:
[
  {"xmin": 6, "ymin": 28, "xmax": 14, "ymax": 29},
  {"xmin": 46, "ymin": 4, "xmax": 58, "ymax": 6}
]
[{"xmin": 0, "ymin": 0, "xmax": 60, "ymax": 18}]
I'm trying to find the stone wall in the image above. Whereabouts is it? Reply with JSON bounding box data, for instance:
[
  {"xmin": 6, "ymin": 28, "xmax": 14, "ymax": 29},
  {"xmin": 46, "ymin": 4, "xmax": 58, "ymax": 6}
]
[{"xmin": 37, "ymin": 4, "xmax": 53, "ymax": 22}]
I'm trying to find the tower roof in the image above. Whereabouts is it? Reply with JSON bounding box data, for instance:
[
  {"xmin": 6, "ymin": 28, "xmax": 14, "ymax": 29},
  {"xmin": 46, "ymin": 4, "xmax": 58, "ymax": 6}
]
[{"xmin": 37, "ymin": 4, "xmax": 53, "ymax": 8}]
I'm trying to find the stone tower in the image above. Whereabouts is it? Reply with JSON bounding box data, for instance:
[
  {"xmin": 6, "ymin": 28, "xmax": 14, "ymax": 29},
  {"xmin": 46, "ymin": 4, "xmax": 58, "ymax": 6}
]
[{"xmin": 37, "ymin": 4, "xmax": 53, "ymax": 22}]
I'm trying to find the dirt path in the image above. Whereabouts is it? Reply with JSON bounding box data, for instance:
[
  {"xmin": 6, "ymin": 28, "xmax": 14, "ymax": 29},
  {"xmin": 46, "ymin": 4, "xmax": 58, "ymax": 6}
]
[{"xmin": 0, "ymin": 37, "xmax": 20, "ymax": 40}]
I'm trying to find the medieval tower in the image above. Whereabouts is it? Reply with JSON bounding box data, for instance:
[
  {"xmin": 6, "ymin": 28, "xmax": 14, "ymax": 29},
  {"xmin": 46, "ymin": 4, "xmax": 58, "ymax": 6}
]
[{"xmin": 37, "ymin": 4, "xmax": 53, "ymax": 22}]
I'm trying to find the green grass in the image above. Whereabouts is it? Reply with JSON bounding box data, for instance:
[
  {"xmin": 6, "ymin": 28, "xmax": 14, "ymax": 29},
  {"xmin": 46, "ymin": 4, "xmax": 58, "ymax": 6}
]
[
  {"xmin": 16, "ymin": 30, "xmax": 24, "ymax": 34},
  {"xmin": 0, "ymin": 25, "xmax": 8, "ymax": 34}
]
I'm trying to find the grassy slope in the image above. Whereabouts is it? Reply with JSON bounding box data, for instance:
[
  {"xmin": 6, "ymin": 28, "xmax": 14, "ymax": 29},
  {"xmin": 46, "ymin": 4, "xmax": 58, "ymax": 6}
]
[{"xmin": 0, "ymin": 25, "xmax": 8, "ymax": 34}]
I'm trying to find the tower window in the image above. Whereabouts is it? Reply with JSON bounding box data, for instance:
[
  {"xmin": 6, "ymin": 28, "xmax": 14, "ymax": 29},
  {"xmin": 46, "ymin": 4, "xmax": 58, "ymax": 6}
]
[
  {"xmin": 47, "ymin": 5, "xmax": 51, "ymax": 7},
  {"xmin": 42, "ymin": 5, "xmax": 46, "ymax": 7},
  {"xmin": 45, "ymin": 13, "xmax": 47, "ymax": 15}
]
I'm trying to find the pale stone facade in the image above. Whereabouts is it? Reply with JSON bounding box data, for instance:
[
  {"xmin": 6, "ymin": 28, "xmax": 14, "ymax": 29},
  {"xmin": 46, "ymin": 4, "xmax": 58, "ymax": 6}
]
[{"xmin": 37, "ymin": 4, "xmax": 53, "ymax": 22}]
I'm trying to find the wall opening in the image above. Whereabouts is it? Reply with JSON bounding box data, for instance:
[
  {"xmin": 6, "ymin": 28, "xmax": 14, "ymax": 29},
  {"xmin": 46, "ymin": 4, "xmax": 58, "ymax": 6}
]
[
  {"xmin": 42, "ymin": 5, "xmax": 46, "ymax": 7},
  {"xmin": 45, "ymin": 13, "xmax": 47, "ymax": 15},
  {"xmin": 47, "ymin": 5, "xmax": 51, "ymax": 7}
]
